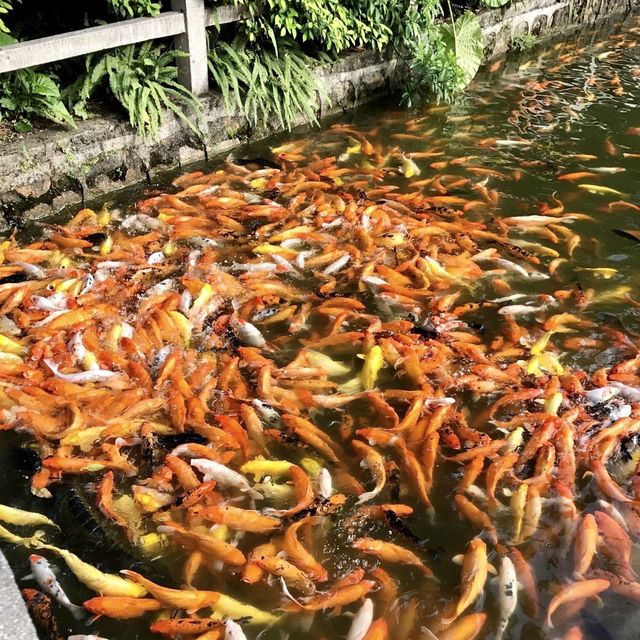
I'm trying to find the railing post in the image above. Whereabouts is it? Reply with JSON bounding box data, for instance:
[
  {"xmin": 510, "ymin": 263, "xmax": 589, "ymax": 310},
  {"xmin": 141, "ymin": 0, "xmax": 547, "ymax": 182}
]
[{"xmin": 171, "ymin": 0, "xmax": 209, "ymax": 95}]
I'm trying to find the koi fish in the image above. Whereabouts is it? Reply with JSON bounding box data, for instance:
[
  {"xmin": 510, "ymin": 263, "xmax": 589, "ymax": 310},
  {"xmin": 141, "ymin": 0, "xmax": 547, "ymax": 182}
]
[
  {"xmin": 354, "ymin": 538, "xmax": 434, "ymax": 577},
  {"xmin": 25, "ymin": 555, "xmax": 85, "ymax": 620},
  {"xmin": 360, "ymin": 345, "xmax": 384, "ymax": 390},
  {"xmin": 225, "ymin": 619, "xmax": 248, "ymax": 640},
  {"xmin": 493, "ymin": 556, "xmax": 517, "ymax": 640},
  {"xmin": 0, "ymin": 505, "xmax": 58, "ymax": 529},
  {"xmin": 21, "ymin": 588, "xmax": 63, "ymax": 640},
  {"xmin": 438, "ymin": 613, "xmax": 487, "ymax": 640},
  {"xmin": 347, "ymin": 598, "xmax": 374, "ymax": 640},
  {"xmin": 44, "ymin": 359, "xmax": 119, "ymax": 383},
  {"xmin": 577, "ymin": 184, "xmax": 626, "ymax": 196},
  {"xmin": 190, "ymin": 459, "xmax": 262, "ymax": 499},
  {"xmin": 401, "ymin": 154, "xmax": 421, "ymax": 178},
  {"xmin": 573, "ymin": 513, "xmax": 597, "ymax": 578},
  {"xmin": 120, "ymin": 571, "xmax": 219, "ymax": 611},
  {"xmin": 545, "ymin": 579, "xmax": 609, "ymax": 629},
  {"xmin": 353, "ymin": 440, "xmax": 386, "ymax": 504},
  {"xmin": 0, "ymin": 524, "xmax": 45, "ymax": 548},
  {"xmin": 441, "ymin": 538, "xmax": 488, "ymax": 624},
  {"xmin": 83, "ymin": 596, "xmax": 163, "ymax": 619},
  {"xmin": 38, "ymin": 545, "xmax": 146, "ymax": 598}
]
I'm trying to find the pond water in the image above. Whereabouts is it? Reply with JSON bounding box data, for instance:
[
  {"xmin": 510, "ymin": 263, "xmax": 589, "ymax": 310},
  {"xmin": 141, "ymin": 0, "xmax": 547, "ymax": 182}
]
[{"xmin": 2, "ymin": 10, "xmax": 640, "ymax": 640}]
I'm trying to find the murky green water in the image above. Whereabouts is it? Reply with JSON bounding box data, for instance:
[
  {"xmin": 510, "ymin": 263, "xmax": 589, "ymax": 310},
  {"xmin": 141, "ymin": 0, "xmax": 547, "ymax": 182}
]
[{"xmin": 2, "ymin": 10, "xmax": 640, "ymax": 640}]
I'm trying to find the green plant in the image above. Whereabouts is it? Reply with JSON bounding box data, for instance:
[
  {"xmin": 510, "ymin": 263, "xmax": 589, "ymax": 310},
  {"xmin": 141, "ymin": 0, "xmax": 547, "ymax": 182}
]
[
  {"xmin": 0, "ymin": 0, "xmax": 18, "ymax": 33},
  {"xmin": 107, "ymin": 0, "xmax": 161, "ymax": 18},
  {"xmin": 231, "ymin": 0, "xmax": 429, "ymax": 54},
  {"xmin": 380, "ymin": 0, "xmax": 442, "ymax": 45},
  {"xmin": 69, "ymin": 42, "xmax": 202, "ymax": 139},
  {"xmin": 441, "ymin": 10, "xmax": 484, "ymax": 87},
  {"xmin": 480, "ymin": 0, "xmax": 511, "ymax": 7},
  {"xmin": 0, "ymin": 66, "xmax": 75, "ymax": 127},
  {"xmin": 208, "ymin": 38, "xmax": 323, "ymax": 131},
  {"xmin": 232, "ymin": 0, "xmax": 356, "ymax": 53},
  {"xmin": 401, "ymin": 30, "xmax": 466, "ymax": 105},
  {"xmin": 401, "ymin": 8, "xmax": 484, "ymax": 105},
  {"xmin": 510, "ymin": 31, "xmax": 538, "ymax": 52}
]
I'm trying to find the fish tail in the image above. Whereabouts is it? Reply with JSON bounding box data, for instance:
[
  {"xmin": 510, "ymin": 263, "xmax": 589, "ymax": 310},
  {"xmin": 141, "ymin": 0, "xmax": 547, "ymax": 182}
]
[
  {"xmin": 69, "ymin": 603, "xmax": 86, "ymax": 620},
  {"xmin": 355, "ymin": 490, "xmax": 375, "ymax": 505},
  {"xmin": 26, "ymin": 530, "xmax": 47, "ymax": 548}
]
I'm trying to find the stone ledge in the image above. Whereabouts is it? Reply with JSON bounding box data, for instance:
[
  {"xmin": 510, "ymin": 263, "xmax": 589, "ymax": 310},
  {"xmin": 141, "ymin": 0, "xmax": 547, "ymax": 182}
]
[{"xmin": 0, "ymin": 551, "xmax": 38, "ymax": 640}]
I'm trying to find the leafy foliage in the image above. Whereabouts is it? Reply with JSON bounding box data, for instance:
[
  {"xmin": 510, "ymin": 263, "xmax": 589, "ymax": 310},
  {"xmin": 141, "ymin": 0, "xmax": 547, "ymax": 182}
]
[
  {"xmin": 401, "ymin": 30, "xmax": 466, "ymax": 105},
  {"xmin": 510, "ymin": 31, "xmax": 538, "ymax": 52},
  {"xmin": 107, "ymin": 0, "xmax": 161, "ymax": 18},
  {"xmin": 440, "ymin": 11, "xmax": 484, "ymax": 86},
  {"xmin": 480, "ymin": 0, "xmax": 510, "ymax": 7},
  {"xmin": 401, "ymin": 10, "xmax": 484, "ymax": 105},
  {"xmin": 0, "ymin": 68, "xmax": 75, "ymax": 127},
  {"xmin": 378, "ymin": 0, "xmax": 443, "ymax": 46},
  {"xmin": 69, "ymin": 42, "xmax": 202, "ymax": 139},
  {"xmin": 208, "ymin": 38, "xmax": 323, "ymax": 131},
  {"xmin": 231, "ymin": 0, "xmax": 441, "ymax": 54},
  {"xmin": 0, "ymin": 0, "xmax": 17, "ymax": 33}
]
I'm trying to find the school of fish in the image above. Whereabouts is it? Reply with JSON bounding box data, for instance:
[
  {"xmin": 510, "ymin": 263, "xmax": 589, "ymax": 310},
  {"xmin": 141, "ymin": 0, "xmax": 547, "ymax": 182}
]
[{"xmin": 2, "ymin": 15, "xmax": 640, "ymax": 640}]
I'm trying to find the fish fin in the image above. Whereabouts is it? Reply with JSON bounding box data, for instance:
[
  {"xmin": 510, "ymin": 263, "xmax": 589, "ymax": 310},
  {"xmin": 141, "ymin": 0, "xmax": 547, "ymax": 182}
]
[
  {"xmin": 420, "ymin": 627, "xmax": 440, "ymax": 640},
  {"xmin": 451, "ymin": 554, "xmax": 464, "ymax": 565},
  {"xmin": 69, "ymin": 604, "xmax": 86, "ymax": 620},
  {"xmin": 20, "ymin": 573, "xmax": 34, "ymax": 581},
  {"xmin": 487, "ymin": 563, "xmax": 497, "ymax": 575},
  {"xmin": 280, "ymin": 577, "xmax": 303, "ymax": 608},
  {"xmin": 355, "ymin": 491, "xmax": 375, "ymax": 505}
]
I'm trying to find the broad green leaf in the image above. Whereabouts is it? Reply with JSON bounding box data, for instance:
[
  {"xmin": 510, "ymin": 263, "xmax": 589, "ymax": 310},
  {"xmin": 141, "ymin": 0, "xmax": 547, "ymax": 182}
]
[{"xmin": 441, "ymin": 11, "xmax": 484, "ymax": 86}]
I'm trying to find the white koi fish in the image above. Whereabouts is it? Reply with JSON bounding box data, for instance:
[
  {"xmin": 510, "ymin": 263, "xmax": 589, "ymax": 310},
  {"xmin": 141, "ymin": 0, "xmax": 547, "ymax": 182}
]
[
  {"xmin": 346, "ymin": 598, "xmax": 374, "ymax": 640},
  {"xmin": 493, "ymin": 556, "xmax": 518, "ymax": 640},
  {"xmin": 323, "ymin": 253, "xmax": 350, "ymax": 275},
  {"xmin": 317, "ymin": 468, "xmax": 333, "ymax": 499},
  {"xmin": 229, "ymin": 315, "xmax": 266, "ymax": 348},
  {"xmin": 225, "ymin": 619, "xmax": 248, "ymax": 640},
  {"xmin": 190, "ymin": 459, "xmax": 262, "ymax": 499},
  {"xmin": 583, "ymin": 386, "xmax": 619, "ymax": 405},
  {"xmin": 26, "ymin": 554, "xmax": 85, "ymax": 620},
  {"xmin": 44, "ymin": 359, "xmax": 119, "ymax": 384}
]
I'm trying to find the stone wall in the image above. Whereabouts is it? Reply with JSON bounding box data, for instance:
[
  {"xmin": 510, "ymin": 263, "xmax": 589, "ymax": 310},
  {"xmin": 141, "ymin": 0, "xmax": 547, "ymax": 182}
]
[
  {"xmin": 0, "ymin": 0, "xmax": 636, "ymax": 227},
  {"xmin": 481, "ymin": 0, "xmax": 638, "ymax": 58}
]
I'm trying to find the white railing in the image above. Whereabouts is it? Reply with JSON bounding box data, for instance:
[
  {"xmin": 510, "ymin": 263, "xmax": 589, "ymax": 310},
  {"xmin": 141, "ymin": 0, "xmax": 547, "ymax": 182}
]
[{"xmin": 0, "ymin": 0, "xmax": 242, "ymax": 94}]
